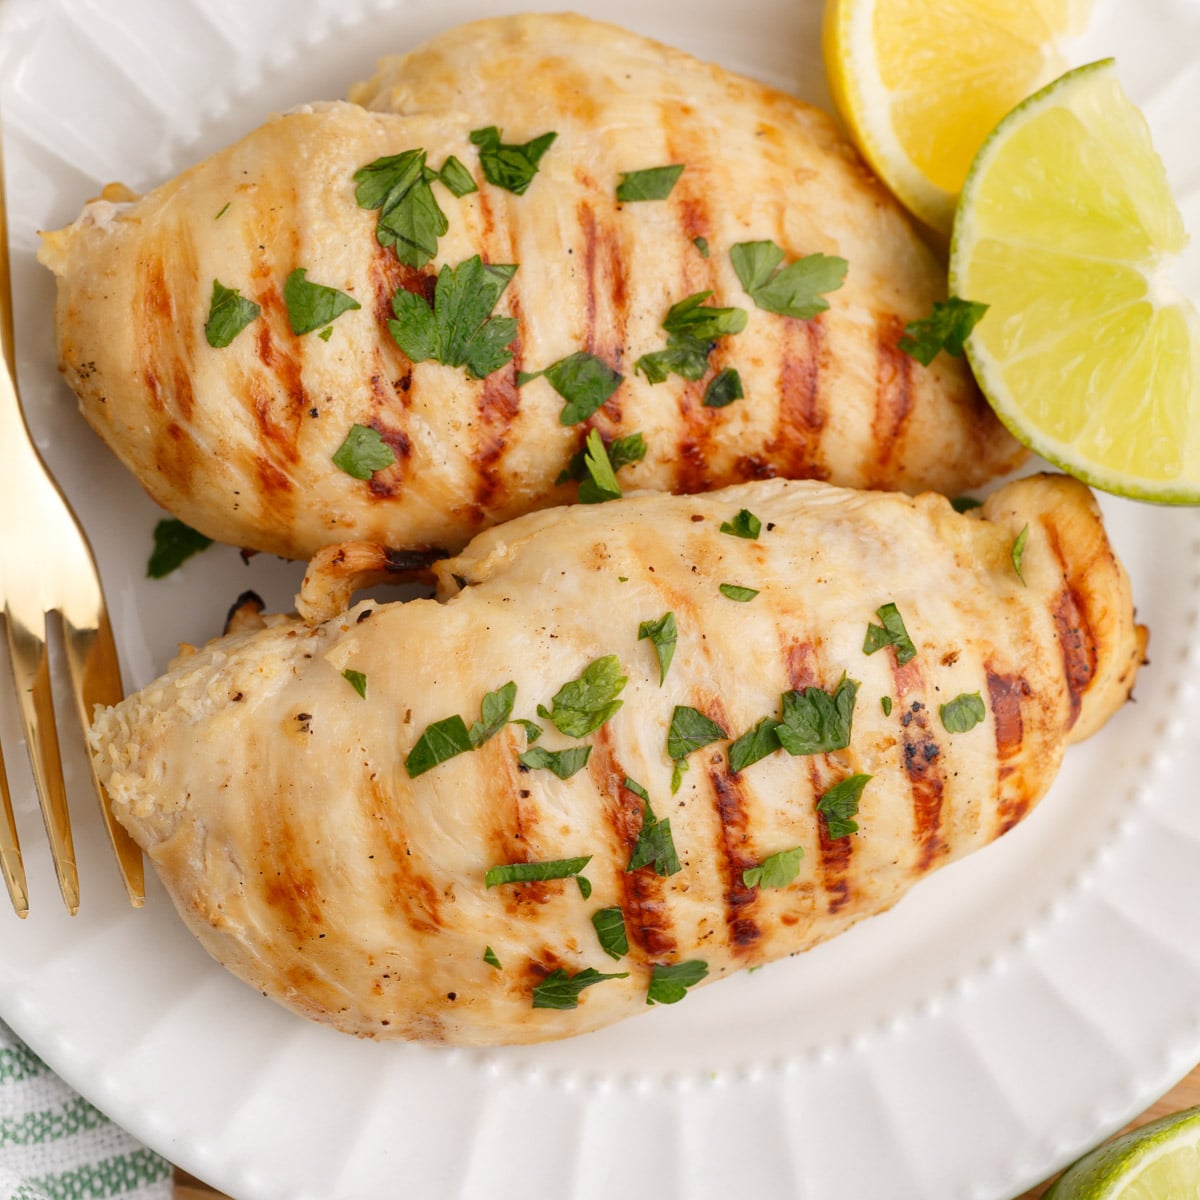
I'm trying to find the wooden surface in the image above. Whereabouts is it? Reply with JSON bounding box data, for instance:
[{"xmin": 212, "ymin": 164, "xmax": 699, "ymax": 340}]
[{"xmin": 171, "ymin": 1064, "xmax": 1200, "ymax": 1199}]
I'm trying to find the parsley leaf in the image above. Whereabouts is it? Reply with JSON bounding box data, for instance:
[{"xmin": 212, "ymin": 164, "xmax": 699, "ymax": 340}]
[
  {"xmin": 667, "ymin": 705, "xmax": 727, "ymax": 762},
  {"xmin": 1012, "ymin": 524, "xmax": 1029, "ymax": 585},
  {"xmin": 881, "ymin": 696, "xmax": 893, "ymax": 716},
  {"xmin": 616, "ymin": 163, "xmax": 684, "ymax": 202},
  {"xmin": 623, "ymin": 776, "xmax": 650, "ymax": 801},
  {"xmin": 469, "ymin": 681, "xmax": 517, "ymax": 747},
  {"xmin": 638, "ymin": 612, "xmax": 677, "ymax": 685},
  {"xmin": 532, "ymin": 966, "xmax": 629, "ymax": 1010},
  {"xmin": 557, "ymin": 431, "xmax": 646, "ymax": 488},
  {"xmin": 703, "ymin": 367, "xmax": 743, "ymax": 408},
  {"xmin": 204, "ymin": 280, "xmax": 260, "ymax": 348},
  {"xmin": 283, "ymin": 268, "xmax": 360, "ymax": 336},
  {"xmin": 777, "ymin": 677, "xmax": 859, "ymax": 757},
  {"xmin": 635, "ymin": 291, "xmax": 747, "ymax": 384},
  {"xmin": 484, "ymin": 946, "xmax": 502, "ymax": 969},
  {"xmin": 742, "ymin": 846, "xmax": 804, "ymax": 890},
  {"xmin": 436, "ymin": 155, "xmax": 477, "ymax": 197},
  {"xmin": 951, "ymin": 496, "xmax": 983, "ymax": 513},
  {"xmin": 719, "ymin": 583, "xmax": 759, "ymax": 602},
  {"xmin": 731, "ymin": 240, "xmax": 847, "ymax": 319},
  {"xmin": 512, "ymin": 718, "xmax": 543, "ymax": 743},
  {"xmin": 863, "ymin": 602, "xmax": 916, "ymax": 665},
  {"xmin": 332, "ymin": 424, "xmax": 396, "ymax": 480},
  {"xmin": 693, "ymin": 236, "xmax": 710, "ymax": 258},
  {"xmin": 147, "ymin": 518, "xmax": 213, "ymax": 579},
  {"xmin": 627, "ymin": 799, "xmax": 681, "ymax": 877},
  {"xmin": 817, "ymin": 774, "xmax": 872, "ymax": 839},
  {"xmin": 353, "ymin": 149, "xmax": 448, "ymax": 269},
  {"xmin": 728, "ymin": 716, "xmax": 782, "ymax": 773},
  {"xmin": 469, "ymin": 126, "xmax": 557, "ymax": 195},
  {"xmin": 591, "ymin": 906, "xmax": 629, "ymax": 960},
  {"xmin": 342, "ymin": 669, "xmax": 368, "ymax": 699},
  {"xmin": 537, "ymin": 656, "xmax": 627, "ymax": 737},
  {"xmin": 387, "ymin": 256, "xmax": 518, "ymax": 379},
  {"xmin": 646, "ymin": 960, "xmax": 708, "ymax": 1005},
  {"xmin": 898, "ymin": 297, "xmax": 988, "ymax": 366},
  {"xmin": 670, "ymin": 759, "xmax": 688, "ymax": 794},
  {"xmin": 576, "ymin": 428, "xmax": 623, "ymax": 504},
  {"xmin": 518, "ymin": 351, "xmax": 623, "ymax": 425},
  {"xmin": 634, "ymin": 339, "xmax": 711, "ymax": 384},
  {"xmin": 940, "ymin": 692, "xmax": 986, "ymax": 733},
  {"xmin": 485, "ymin": 856, "xmax": 592, "ymax": 888},
  {"xmin": 517, "ymin": 745, "xmax": 592, "ymax": 779},
  {"xmin": 720, "ymin": 509, "xmax": 761, "ymax": 539},
  {"xmin": 405, "ymin": 714, "xmax": 473, "ymax": 777}
]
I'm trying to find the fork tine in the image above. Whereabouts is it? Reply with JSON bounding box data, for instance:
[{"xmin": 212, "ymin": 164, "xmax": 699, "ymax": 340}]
[
  {"xmin": 62, "ymin": 608, "xmax": 144, "ymax": 906},
  {"xmin": 5, "ymin": 606, "xmax": 79, "ymax": 914},
  {"xmin": 0, "ymin": 735, "xmax": 29, "ymax": 917}
]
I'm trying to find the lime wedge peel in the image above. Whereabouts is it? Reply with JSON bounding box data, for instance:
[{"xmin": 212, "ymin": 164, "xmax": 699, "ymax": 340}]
[{"xmin": 951, "ymin": 59, "xmax": 1200, "ymax": 504}]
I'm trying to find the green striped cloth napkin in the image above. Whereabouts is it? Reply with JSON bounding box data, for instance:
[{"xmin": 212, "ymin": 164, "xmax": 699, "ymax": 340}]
[{"xmin": 1, "ymin": 1021, "xmax": 171, "ymax": 1200}]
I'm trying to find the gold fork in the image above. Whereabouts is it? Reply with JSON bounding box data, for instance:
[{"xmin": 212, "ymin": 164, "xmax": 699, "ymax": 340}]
[{"xmin": 0, "ymin": 117, "xmax": 143, "ymax": 917}]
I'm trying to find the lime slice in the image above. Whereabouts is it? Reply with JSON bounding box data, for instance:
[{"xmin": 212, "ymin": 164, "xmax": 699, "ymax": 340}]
[
  {"xmin": 950, "ymin": 59, "xmax": 1200, "ymax": 503},
  {"xmin": 1046, "ymin": 1105, "xmax": 1200, "ymax": 1198},
  {"xmin": 822, "ymin": 0, "xmax": 1090, "ymax": 232}
]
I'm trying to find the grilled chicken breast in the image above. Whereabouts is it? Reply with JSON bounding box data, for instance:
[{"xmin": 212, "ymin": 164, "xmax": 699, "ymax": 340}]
[
  {"xmin": 41, "ymin": 14, "xmax": 1023, "ymax": 561},
  {"xmin": 91, "ymin": 474, "xmax": 1142, "ymax": 1045}
]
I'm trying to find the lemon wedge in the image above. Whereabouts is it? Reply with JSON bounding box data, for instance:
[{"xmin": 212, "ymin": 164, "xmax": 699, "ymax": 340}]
[{"xmin": 822, "ymin": 0, "xmax": 1090, "ymax": 231}]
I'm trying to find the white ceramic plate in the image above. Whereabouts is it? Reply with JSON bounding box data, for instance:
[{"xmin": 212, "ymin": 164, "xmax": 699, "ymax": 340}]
[{"xmin": 2, "ymin": 1, "xmax": 1200, "ymax": 1197}]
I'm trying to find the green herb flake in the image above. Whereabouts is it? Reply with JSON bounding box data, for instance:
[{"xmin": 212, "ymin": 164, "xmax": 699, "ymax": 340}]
[
  {"xmin": 576, "ymin": 875, "xmax": 593, "ymax": 900},
  {"xmin": 898, "ymin": 297, "xmax": 989, "ymax": 366},
  {"xmin": 776, "ymin": 677, "xmax": 859, "ymax": 757},
  {"xmin": 591, "ymin": 906, "xmax": 629, "ymax": 960},
  {"xmin": 881, "ymin": 696, "xmax": 893, "ymax": 717},
  {"xmin": 728, "ymin": 716, "xmax": 782, "ymax": 773},
  {"xmin": 204, "ymin": 280, "xmax": 260, "ymax": 348},
  {"xmin": 485, "ymin": 856, "xmax": 593, "ymax": 889},
  {"xmin": 557, "ymin": 431, "xmax": 646, "ymax": 487},
  {"xmin": 742, "ymin": 846, "xmax": 804, "ymax": 890},
  {"xmin": 616, "ymin": 163, "xmax": 685, "ymax": 202},
  {"xmin": 512, "ymin": 718, "xmax": 543, "ymax": 744},
  {"xmin": 730, "ymin": 240, "xmax": 848, "ymax": 319},
  {"xmin": 532, "ymin": 966, "xmax": 629, "ymax": 1011},
  {"xmin": 342, "ymin": 669, "xmax": 368, "ymax": 699},
  {"xmin": 863, "ymin": 602, "xmax": 916, "ymax": 665},
  {"xmin": 469, "ymin": 126, "xmax": 557, "ymax": 195},
  {"xmin": 1012, "ymin": 524, "xmax": 1029, "ymax": 585},
  {"xmin": 635, "ymin": 291, "xmax": 747, "ymax": 385},
  {"xmin": 623, "ymin": 776, "xmax": 650, "ymax": 801},
  {"xmin": 670, "ymin": 758, "xmax": 688, "ymax": 795},
  {"xmin": 317, "ymin": 326, "xmax": 333, "ymax": 342},
  {"xmin": 353, "ymin": 149, "xmax": 449, "ymax": 269},
  {"xmin": 720, "ymin": 508, "xmax": 761, "ymax": 539},
  {"xmin": 483, "ymin": 946, "xmax": 502, "ymax": 970},
  {"xmin": 667, "ymin": 705, "xmax": 727, "ymax": 763},
  {"xmin": 469, "ymin": 681, "xmax": 517, "ymax": 748},
  {"xmin": 405, "ymin": 714, "xmax": 473, "ymax": 777},
  {"xmin": 577, "ymin": 428, "xmax": 622, "ymax": 504},
  {"xmin": 283, "ymin": 268, "xmax": 361, "ymax": 336},
  {"xmin": 517, "ymin": 745, "xmax": 592, "ymax": 779},
  {"xmin": 940, "ymin": 692, "xmax": 986, "ymax": 734},
  {"xmin": 538, "ymin": 656, "xmax": 627, "ymax": 737},
  {"xmin": 719, "ymin": 583, "xmax": 759, "ymax": 602},
  {"xmin": 388, "ymin": 255, "xmax": 518, "ymax": 380},
  {"xmin": 627, "ymin": 799, "xmax": 681, "ymax": 877},
  {"xmin": 693, "ymin": 236, "xmax": 710, "ymax": 258},
  {"xmin": 147, "ymin": 518, "xmax": 213, "ymax": 579},
  {"xmin": 638, "ymin": 612, "xmax": 677, "ymax": 685},
  {"xmin": 703, "ymin": 367, "xmax": 744, "ymax": 408},
  {"xmin": 817, "ymin": 774, "xmax": 872, "ymax": 839},
  {"xmin": 214, "ymin": 202, "xmax": 230, "ymax": 220},
  {"xmin": 951, "ymin": 496, "xmax": 983, "ymax": 513},
  {"xmin": 646, "ymin": 959, "xmax": 708, "ymax": 1005},
  {"xmin": 436, "ymin": 154, "xmax": 478, "ymax": 197},
  {"xmin": 521, "ymin": 351, "xmax": 623, "ymax": 426},
  {"xmin": 332, "ymin": 424, "xmax": 396, "ymax": 480}
]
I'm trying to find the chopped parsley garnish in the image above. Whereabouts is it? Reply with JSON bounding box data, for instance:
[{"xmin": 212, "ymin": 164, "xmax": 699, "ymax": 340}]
[
  {"xmin": 342, "ymin": 669, "xmax": 368, "ymax": 699},
  {"xmin": 592, "ymin": 906, "xmax": 629, "ymax": 960},
  {"xmin": 881, "ymin": 696, "xmax": 893, "ymax": 717},
  {"xmin": 616, "ymin": 163, "xmax": 684, "ymax": 202},
  {"xmin": 558, "ymin": 431, "xmax": 646, "ymax": 487},
  {"xmin": 623, "ymin": 776, "xmax": 650, "ymax": 801},
  {"xmin": 719, "ymin": 583, "xmax": 759, "ymax": 602},
  {"xmin": 863, "ymin": 602, "xmax": 916, "ymax": 665},
  {"xmin": 532, "ymin": 966, "xmax": 628, "ymax": 1010},
  {"xmin": 703, "ymin": 367, "xmax": 743, "ymax": 408},
  {"xmin": 469, "ymin": 126, "xmax": 557, "ymax": 195},
  {"xmin": 693, "ymin": 236, "xmax": 710, "ymax": 258},
  {"xmin": 537, "ymin": 656, "xmax": 627, "ymax": 737},
  {"xmin": 518, "ymin": 351, "xmax": 623, "ymax": 425},
  {"xmin": 635, "ymin": 290, "xmax": 747, "ymax": 384},
  {"xmin": 469, "ymin": 681, "xmax": 517, "ymax": 747},
  {"xmin": 512, "ymin": 718, "xmax": 543, "ymax": 743},
  {"xmin": 742, "ymin": 846, "xmax": 804, "ymax": 890},
  {"xmin": 517, "ymin": 745, "xmax": 592, "ymax": 779},
  {"xmin": 777, "ymin": 677, "xmax": 859, "ymax": 756},
  {"xmin": 404, "ymin": 714, "xmax": 473, "ymax": 777},
  {"xmin": 577, "ymin": 875, "xmax": 593, "ymax": 900},
  {"xmin": 317, "ymin": 326, "xmax": 333, "ymax": 342},
  {"xmin": 283, "ymin": 268, "xmax": 360, "ymax": 336},
  {"xmin": 577, "ymin": 428, "xmax": 622, "ymax": 504},
  {"xmin": 817, "ymin": 774, "xmax": 872, "ymax": 839},
  {"xmin": 638, "ymin": 612, "xmax": 677, "ymax": 685},
  {"xmin": 485, "ymin": 856, "xmax": 592, "ymax": 888},
  {"xmin": 435, "ymin": 155, "xmax": 478, "ymax": 197},
  {"xmin": 483, "ymin": 946, "xmax": 502, "ymax": 970},
  {"xmin": 214, "ymin": 202, "xmax": 230, "ymax": 220},
  {"xmin": 667, "ymin": 705, "xmax": 727, "ymax": 763},
  {"xmin": 627, "ymin": 799, "xmax": 681, "ymax": 877},
  {"xmin": 1012, "ymin": 524, "xmax": 1029, "ymax": 585},
  {"xmin": 671, "ymin": 760, "xmax": 688, "ymax": 794},
  {"xmin": 147, "ymin": 518, "xmax": 213, "ymax": 579},
  {"xmin": 387, "ymin": 256, "xmax": 518, "ymax": 379},
  {"xmin": 720, "ymin": 509, "xmax": 761, "ymax": 539},
  {"xmin": 353, "ymin": 149, "xmax": 448, "ymax": 269},
  {"xmin": 951, "ymin": 496, "xmax": 983, "ymax": 513},
  {"xmin": 898, "ymin": 297, "xmax": 988, "ymax": 366},
  {"xmin": 332, "ymin": 424, "xmax": 396, "ymax": 480},
  {"xmin": 204, "ymin": 280, "xmax": 260, "ymax": 348},
  {"xmin": 940, "ymin": 692, "xmax": 986, "ymax": 733},
  {"xmin": 728, "ymin": 716, "xmax": 782, "ymax": 773},
  {"xmin": 730, "ymin": 240, "xmax": 847, "ymax": 319},
  {"xmin": 646, "ymin": 960, "xmax": 708, "ymax": 1005}
]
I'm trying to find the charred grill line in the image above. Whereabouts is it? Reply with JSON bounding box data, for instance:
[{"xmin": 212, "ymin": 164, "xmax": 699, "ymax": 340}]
[
  {"xmin": 892, "ymin": 661, "xmax": 949, "ymax": 872},
  {"xmin": 987, "ymin": 667, "xmax": 1034, "ymax": 834}
]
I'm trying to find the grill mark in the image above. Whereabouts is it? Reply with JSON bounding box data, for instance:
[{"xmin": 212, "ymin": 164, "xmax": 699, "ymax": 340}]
[
  {"xmin": 987, "ymin": 668, "xmax": 1034, "ymax": 834},
  {"xmin": 363, "ymin": 360, "xmax": 411, "ymax": 499},
  {"xmin": 1041, "ymin": 518, "xmax": 1099, "ymax": 729},
  {"xmin": 369, "ymin": 241, "xmax": 434, "ymax": 332},
  {"xmin": 771, "ymin": 319, "xmax": 829, "ymax": 480},
  {"xmin": 471, "ymin": 340, "xmax": 523, "ymax": 515},
  {"xmin": 578, "ymin": 200, "xmax": 598, "ymax": 353},
  {"xmin": 783, "ymin": 641, "xmax": 820, "ymax": 691},
  {"xmin": 486, "ymin": 744, "xmax": 557, "ymax": 915},
  {"xmin": 892, "ymin": 661, "xmax": 948, "ymax": 872},
  {"xmin": 870, "ymin": 314, "xmax": 914, "ymax": 483},
  {"xmin": 811, "ymin": 757, "xmax": 853, "ymax": 913},
  {"xmin": 364, "ymin": 773, "xmax": 442, "ymax": 934}
]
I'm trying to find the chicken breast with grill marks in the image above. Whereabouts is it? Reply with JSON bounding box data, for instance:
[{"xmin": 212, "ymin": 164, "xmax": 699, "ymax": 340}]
[
  {"xmin": 40, "ymin": 14, "xmax": 1023, "ymax": 561},
  {"xmin": 91, "ymin": 474, "xmax": 1142, "ymax": 1044}
]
